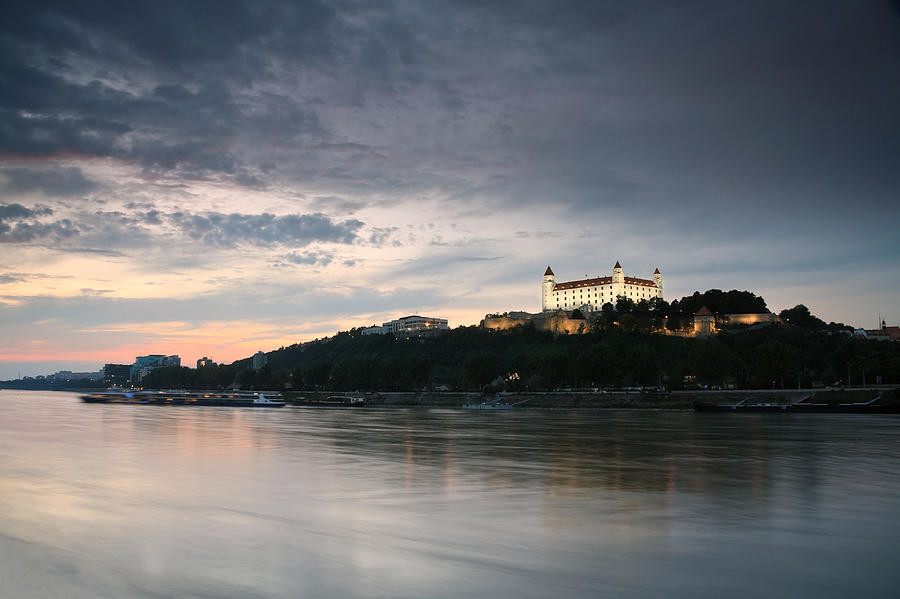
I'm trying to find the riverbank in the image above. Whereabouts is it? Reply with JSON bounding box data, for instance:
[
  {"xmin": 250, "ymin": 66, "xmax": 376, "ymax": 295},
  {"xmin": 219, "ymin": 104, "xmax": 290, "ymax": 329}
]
[
  {"xmin": 286, "ymin": 388, "xmax": 900, "ymax": 409},
  {"xmin": 5, "ymin": 387, "xmax": 896, "ymax": 410}
]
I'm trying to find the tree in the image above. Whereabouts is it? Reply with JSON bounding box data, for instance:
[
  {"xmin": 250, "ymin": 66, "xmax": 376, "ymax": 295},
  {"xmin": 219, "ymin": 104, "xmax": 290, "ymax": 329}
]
[
  {"xmin": 666, "ymin": 315, "xmax": 682, "ymax": 331},
  {"xmin": 754, "ymin": 340, "xmax": 797, "ymax": 388},
  {"xmin": 675, "ymin": 289, "xmax": 768, "ymax": 317},
  {"xmin": 615, "ymin": 296, "xmax": 635, "ymax": 315},
  {"xmin": 464, "ymin": 351, "xmax": 499, "ymax": 390},
  {"xmin": 407, "ymin": 354, "xmax": 430, "ymax": 389},
  {"xmin": 618, "ymin": 313, "xmax": 638, "ymax": 332},
  {"xmin": 624, "ymin": 345, "xmax": 656, "ymax": 386},
  {"xmin": 779, "ymin": 305, "xmax": 825, "ymax": 329},
  {"xmin": 236, "ymin": 367, "xmax": 255, "ymax": 389},
  {"xmin": 538, "ymin": 351, "xmax": 569, "ymax": 390},
  {"xmin": 578, "ymin": 343, "xmax": 615, "ymax": 387},
  {"xmin": 690, "ymin": 339, "xmax": 733, "ymax": 387},
  {"xmin": 592, "ymin": 302, "xmax": 617, "ymax": 332}
]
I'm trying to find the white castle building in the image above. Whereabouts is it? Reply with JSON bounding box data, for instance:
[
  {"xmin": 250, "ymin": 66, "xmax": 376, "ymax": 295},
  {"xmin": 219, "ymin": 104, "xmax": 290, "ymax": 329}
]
[{"xmin": 542, "ymin": 262, "xmax": 663, "ymax": 312}]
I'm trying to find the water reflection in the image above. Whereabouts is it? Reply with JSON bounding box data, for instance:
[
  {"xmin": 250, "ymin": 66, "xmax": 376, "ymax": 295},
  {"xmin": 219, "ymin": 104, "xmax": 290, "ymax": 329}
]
[{"xmin": 1, "ymin": 391, "xmax": 899, "ymax": 598}]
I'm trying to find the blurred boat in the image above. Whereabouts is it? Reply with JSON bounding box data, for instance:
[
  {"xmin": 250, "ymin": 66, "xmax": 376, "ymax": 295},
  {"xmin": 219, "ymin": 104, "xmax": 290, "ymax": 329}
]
[{"xmin": 81, "ymin": 390, "xmax": 285, "ymax": 407}]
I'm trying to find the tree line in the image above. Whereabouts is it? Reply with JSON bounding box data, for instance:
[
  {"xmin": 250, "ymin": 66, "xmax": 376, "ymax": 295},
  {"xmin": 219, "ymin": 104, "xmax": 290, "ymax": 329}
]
[{"xmin": 132, "ymin": 289, "xmax": 899, "ymax": 392}]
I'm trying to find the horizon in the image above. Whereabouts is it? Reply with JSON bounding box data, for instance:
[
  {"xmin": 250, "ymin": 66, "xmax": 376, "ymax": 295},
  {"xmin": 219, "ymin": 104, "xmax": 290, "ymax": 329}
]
[{"xmin": 2, "ymin": 1, "xmax": 899, "ymax": 380}]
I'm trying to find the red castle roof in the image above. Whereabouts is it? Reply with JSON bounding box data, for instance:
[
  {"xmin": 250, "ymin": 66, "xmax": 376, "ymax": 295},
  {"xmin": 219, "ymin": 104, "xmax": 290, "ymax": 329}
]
[
  {"xmin": 550, "ymin": 263, "xmax": 659, "ymax": 291},
  {"xmin": 554, "ymin": 276, "xmax": 613, "ymax": 290},
  {"xmin": 554, "ymin": 275, "xmax": 656, "ymax": 290},
  {"xmin": 695, "ymin": 306, "xmax": 714, "ymax": 317}
]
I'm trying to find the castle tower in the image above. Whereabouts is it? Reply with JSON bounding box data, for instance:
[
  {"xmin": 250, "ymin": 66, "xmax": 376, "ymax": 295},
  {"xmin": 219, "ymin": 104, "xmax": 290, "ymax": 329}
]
[
  {"xmin": 612, "ymin": 261, "xmax": 624, "ymax": 284},
  {"xmin": 653, "ymin": 267, "xmax": 662, "ymax": 294},
  {"xmin": 542, "ymin": 266, "xmax": 555, "ymax": 311}
]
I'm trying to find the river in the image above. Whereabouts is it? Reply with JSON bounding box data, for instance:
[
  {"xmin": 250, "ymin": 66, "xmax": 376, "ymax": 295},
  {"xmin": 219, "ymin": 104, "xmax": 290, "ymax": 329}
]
[{"xmin": 1, "ymin": 390, "xmax": 898, "ymax": 598}]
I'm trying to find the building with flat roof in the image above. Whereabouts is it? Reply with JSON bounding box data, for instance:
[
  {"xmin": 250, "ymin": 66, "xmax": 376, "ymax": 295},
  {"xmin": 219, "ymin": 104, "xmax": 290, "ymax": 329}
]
[
  {"xmin": 130, "ymin": 355, "xmax": 180, "ymax": 382},
  {"xmin": 103, "ymin": 363, "xmax": 131, "ymax": 386},
  {"xmin": 252, "ymin": 351, "xmax": 267, "ymax": 369},
  {"xmin": 362, "ymin": 315, "xmax": 449, "ymax": 336}
]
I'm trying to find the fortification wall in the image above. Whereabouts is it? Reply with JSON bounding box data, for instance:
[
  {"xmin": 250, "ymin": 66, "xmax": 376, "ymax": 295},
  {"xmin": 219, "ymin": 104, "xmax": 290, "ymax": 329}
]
[
  {"xmin": 482, "ymin": 311, "xmax": 587, "ymax": 334},
  {"xmin": 720, "ymin": 313, "xmax": 778, "ymax": 325}
]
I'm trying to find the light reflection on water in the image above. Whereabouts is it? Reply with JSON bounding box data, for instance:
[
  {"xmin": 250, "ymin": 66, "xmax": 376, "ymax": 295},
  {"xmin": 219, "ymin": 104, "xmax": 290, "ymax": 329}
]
[{"xmin": 1, "ymin": 390, "xmax": 899, "ymax": 598}]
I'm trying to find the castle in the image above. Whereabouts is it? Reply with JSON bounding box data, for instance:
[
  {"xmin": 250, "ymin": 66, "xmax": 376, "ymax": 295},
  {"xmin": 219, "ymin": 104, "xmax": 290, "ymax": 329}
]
[{"xmin": 542, "ymin": 262, "xmax": 663, "ymax": 312}]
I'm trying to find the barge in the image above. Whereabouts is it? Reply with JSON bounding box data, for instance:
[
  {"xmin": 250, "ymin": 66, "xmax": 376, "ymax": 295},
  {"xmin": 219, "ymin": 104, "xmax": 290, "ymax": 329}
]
[{"xmin": 81, "ymin": 390, "xmax": 285, "ymax": 407}]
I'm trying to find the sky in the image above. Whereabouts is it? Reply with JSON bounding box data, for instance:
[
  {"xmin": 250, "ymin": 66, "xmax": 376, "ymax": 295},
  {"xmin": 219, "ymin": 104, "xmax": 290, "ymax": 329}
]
[{"xmin": 1, "ymin": 0, "xmax": 899, "ymax": 378}]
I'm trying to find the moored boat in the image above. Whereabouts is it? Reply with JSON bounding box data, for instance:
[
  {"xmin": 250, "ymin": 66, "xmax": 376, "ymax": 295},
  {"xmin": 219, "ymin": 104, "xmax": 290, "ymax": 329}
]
[
  {"xmin": 293, "ymin": 395, "xmax": 366, "ymax": 407},
  {"xmin": 81, "ymin": 390, "xmax": 285, "ymax": 407},
  {"xmin": 463, "ymin": 399, "xmax": 513, "ymax": 410}
]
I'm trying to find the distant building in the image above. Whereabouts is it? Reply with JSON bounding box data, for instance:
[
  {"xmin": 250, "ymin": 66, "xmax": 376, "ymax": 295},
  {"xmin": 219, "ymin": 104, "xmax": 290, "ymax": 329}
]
[
  {"xmin": 542, "ymin": 262, "xmax": 663, "ymax": 312},
  {"xmin": 252, "ymin": 351, "xmax": 267, "ymax": 369},
  {"xmin": 856, "ymin": 319, "xmax": 900, "ymax": 341},
  {"xmin": 197, "ymin": 356, "xmax": 215, "ymax": 368},
  {"xmin": 103, "ymin": 363, "xmax": 131, "ymax": 386},
  {"xmin": 363, "ymin": 315, "xmax": 449, "ymax": 336},
  {"xmin": 672, "ymin": 307, "xmax": 777, "ymax": 338},
  {"xmin": 717, "ymin": 313, "xmax": 779, "ymax": 326},
  {"xmin": 693, "ymin": 306, "xmax": 716, "ymax": 336},
  {"xmin": 49, "ymin": 370, "xmax": 103, "ymax": 381},
  {"xmin": 130, "ymin": 355, "xmax": 180, "ymax": 382}
]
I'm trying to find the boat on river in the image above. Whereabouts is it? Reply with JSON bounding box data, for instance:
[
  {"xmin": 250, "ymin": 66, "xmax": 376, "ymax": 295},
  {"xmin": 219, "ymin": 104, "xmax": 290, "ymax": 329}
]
[
  {"xmin": 463, "ymin": 402, "xmax": 513, "ymax": 410},
  {"xmin": 293, "ymin": 395, "xmax": 366, "ymax": 407},
  {"xmin": 81, "ymin": 390, "xmax": 285, "ymax": 407}
]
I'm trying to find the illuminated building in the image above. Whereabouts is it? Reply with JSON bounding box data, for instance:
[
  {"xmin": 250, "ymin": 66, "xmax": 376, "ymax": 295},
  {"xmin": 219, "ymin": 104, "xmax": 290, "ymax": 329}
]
[
  {"xmin": 542, "ymin": 262, "xmax": 663, "ymax": 312},
  {"xmin": 361, "ymin": 315, "xmax": 449, "ymax": 336}
]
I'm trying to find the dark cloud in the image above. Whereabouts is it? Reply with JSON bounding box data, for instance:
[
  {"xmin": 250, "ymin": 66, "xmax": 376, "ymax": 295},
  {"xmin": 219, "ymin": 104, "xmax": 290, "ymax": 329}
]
[
  {"xmin": 0, "ymin": 202, "xmax": 79, "ymax": 243},
  {"xmin": 0, "ymin": 203, "xmax": 49, "ymax": 220},
  {"xmin": 0, "ymin": 0, "xmax": 417, "ymax": 183},
  {"xmin": 169, "ymin": 211, "xmax": 363, "ymax": 247},
  {"xmin": 0, "ymin": 205, "xmax": 365, "ymax": 253},
  {"xmin": 1, "ymin": 167, "xmax": 98, "ymax": 196},
  {"xmin": 144, "ymin": 210, "xmax": 163, "ymax": 225},
  {"xmin": 0, "ymin": 220, "xmax": 79, "ymax": 243},
  {"xmin": 2, "ymin": 1, "xmax": 897, "ymax": 208},
  {"xmin": 282, "ymin": 250, "xmax": 334, "ymax": 267},
  {"xmin": 53, "ymin": 247, "xmax": 125, "ymax": 256},
  {"xmin": 368, "ymin": 227, "xmax": 398, "ymax": 246}
]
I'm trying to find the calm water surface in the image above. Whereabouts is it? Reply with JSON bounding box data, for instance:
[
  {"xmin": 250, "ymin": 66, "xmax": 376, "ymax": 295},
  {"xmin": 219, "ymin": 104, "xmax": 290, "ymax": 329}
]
[{"xmin": 1, "ymin": 390, "xmax": 899, "ymax": 598}]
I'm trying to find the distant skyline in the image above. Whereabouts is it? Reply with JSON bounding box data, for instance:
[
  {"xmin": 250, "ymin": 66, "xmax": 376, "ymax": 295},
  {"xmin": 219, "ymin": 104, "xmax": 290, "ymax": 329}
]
[{"xmin": 2, "ymin": 1, "xmax": 899, "ymax": 379}]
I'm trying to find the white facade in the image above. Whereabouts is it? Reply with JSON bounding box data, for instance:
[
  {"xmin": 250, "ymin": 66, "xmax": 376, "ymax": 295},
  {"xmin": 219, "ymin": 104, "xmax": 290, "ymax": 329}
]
[
  {"xmin": 252, "ymin": 350, "xmax": 267, "ymax": 369},
  {"xmin": 130, "ymin": 354, "xmax": 180, "ymax": 382},
  {"xmin": 541, "ymin": 262, "xmax": 663, "ymax": 312},
  {"xmin": 364, "ymin": 315, "xmax": 449, "ymax": 336}
]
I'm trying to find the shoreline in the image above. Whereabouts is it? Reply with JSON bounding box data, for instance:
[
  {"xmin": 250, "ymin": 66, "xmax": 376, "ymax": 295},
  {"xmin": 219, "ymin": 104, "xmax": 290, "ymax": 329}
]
[{"xmin": 4, "ymin": 387, "xmax": 896, "ymax": 411}]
